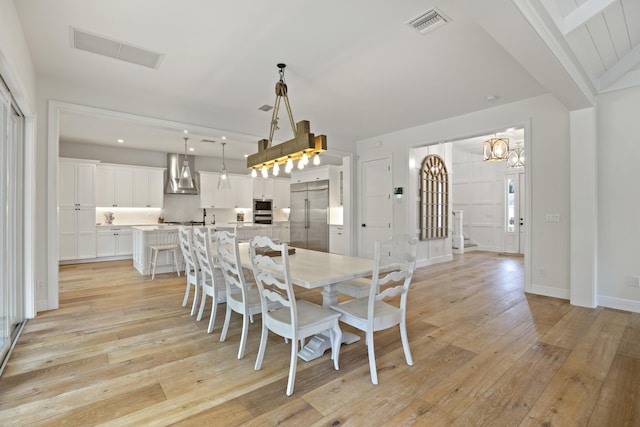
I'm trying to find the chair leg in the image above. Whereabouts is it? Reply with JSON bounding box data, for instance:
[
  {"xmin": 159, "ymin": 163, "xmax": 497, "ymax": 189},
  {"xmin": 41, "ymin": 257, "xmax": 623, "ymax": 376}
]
[
  {"xmin": 220, "ymin": 304, "xmax": 232, "ymax": 342},
  {"xmin": 207, "ymin": 291, "xmax": 218, "ymax": 333},
  {"xmin": 331, "ymin": 324, "xmax": 341, "ymax": 370},
  {"xmin": 366, "ymin": 329, "xmax": 378, "ymax": 385},
  {"xmin": 197, "ymin": 290, "xmax": 206, "ymax": 321},
  {"xmin": 238, "ymin": 312, "xmax": 250, "ymax": 360},
  {"xmin": 150, "ymin": 248, "xmax": 158, "ymax": 280},
  {"xmin": 286, "ymin": 335, "xmax": 298, "ymax": 396},
  {"xmin": 399, "ymin": 319, "xmax": 413, "ymax": 366},
  {"xmin": 182, "ymin": 278, "xmax": 190, "ymax": 308},
  {"xmin": 254, "ymin": 323, "xmax": 268, "ymax": 371},
  {"xmin": 189, "ymin": 282, "xmax": 198, "ymax": 316}
]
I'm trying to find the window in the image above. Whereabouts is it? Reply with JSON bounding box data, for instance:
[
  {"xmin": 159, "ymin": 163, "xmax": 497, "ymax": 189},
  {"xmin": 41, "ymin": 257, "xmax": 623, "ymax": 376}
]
[{"xmin": 420, "ymin": 155, "xmax": 448, "ymax": 240}]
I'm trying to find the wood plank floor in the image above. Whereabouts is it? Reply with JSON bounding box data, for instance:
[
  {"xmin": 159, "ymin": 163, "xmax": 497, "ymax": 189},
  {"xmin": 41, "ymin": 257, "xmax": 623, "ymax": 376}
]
[{"xmin": 1, "ymin": 252, "xmax": 638, "ymax": 426}]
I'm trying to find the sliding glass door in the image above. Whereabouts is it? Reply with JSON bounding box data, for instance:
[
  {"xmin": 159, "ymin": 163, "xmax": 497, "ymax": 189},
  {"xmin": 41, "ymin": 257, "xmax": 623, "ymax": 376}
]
[{"xmin": 0, "ymin": 77, "xmax": 25, "ymax": 367}]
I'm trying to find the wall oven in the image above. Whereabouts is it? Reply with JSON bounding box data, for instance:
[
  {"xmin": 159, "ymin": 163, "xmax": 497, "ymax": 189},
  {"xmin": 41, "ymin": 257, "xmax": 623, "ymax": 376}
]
[{"xmin": 253, "ymin": 199, "xmax": 273, "ymax": 224}]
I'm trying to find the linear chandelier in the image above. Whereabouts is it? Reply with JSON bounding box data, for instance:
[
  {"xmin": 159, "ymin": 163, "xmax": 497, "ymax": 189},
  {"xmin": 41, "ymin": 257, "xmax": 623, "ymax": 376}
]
[
  {"xmin": 483, "ymin": 136, "xmax": 509, "ymax": 162},
  {"xmin": 246, "ymin": 63, "xmax": 327, "ymax": 177}
]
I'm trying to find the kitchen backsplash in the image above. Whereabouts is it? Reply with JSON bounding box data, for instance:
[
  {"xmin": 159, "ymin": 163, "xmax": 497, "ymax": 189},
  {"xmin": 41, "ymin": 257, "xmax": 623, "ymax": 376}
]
[{"xmin": 96, "ymin": 194, "xmax": 289, "ymax": 225}]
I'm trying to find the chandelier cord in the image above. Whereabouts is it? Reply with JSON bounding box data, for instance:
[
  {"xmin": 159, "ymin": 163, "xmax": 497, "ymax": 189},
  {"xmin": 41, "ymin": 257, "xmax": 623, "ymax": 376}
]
[{"xmin": 268, "ymin": 64, "xmax": 297, "ymax": 146}]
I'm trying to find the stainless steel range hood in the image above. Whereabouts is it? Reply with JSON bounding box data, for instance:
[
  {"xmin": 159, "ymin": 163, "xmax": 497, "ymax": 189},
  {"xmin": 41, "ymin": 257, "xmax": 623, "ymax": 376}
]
[{"xmin": 165, "ymin": 153, "xmax": 200, "ymax": 195}]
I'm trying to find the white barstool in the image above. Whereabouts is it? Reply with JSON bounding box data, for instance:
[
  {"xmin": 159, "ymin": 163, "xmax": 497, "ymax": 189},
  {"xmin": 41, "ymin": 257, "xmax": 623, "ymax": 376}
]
[{"xmin": 148, "ymin": 240, "xmax": 181, "ymax": 280}]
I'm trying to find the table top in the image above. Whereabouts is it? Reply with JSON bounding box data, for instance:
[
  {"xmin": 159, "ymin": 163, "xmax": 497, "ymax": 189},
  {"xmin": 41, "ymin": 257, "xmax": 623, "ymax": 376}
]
[{"xmin": 237, "ymin": 242, "xmax": 374, "ymax": 289}]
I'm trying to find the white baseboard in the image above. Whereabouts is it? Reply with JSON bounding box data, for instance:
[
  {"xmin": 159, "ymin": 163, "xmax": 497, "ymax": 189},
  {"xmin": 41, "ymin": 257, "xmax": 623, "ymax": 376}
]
[
  {"xmin": 417, "ymin": 254, "xmax": 453, "ymax": 269},
  {"xmin": 530, "ymin": 283, "xmax": 570, "ymax": 300},
  {"xmin": 598, "ymin": 295, "xmax": 640, "ymax": 314}
]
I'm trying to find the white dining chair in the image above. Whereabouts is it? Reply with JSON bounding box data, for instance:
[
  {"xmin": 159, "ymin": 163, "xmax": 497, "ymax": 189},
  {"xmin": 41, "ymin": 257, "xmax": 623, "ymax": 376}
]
[
  {"xmin": 215, "ymin": 230, "xmax": 281, "ymax": 359},
  {"xmin": 192, "ymin": 227, "xmax": 227, "ymax": 333},
  {"xmin": 250, "ymin": 235, "xmax": 342, "ymax": 396},
  {"xmin": 330, "ymin": 234, "xmax": 418, "ymax": 385},
  {"xmin": 178, "ymin": 226, "xmax": 200, "ymax": 316},
  {"xmin": 148, "ymin": 230, "xmax": 181, "ymax": 280}
]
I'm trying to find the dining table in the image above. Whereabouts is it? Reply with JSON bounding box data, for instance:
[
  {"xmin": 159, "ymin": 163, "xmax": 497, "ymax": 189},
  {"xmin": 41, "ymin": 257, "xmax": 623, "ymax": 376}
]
[{"xmin": 237, "ymin": 242, "xmax": 375, "ymax": 361}]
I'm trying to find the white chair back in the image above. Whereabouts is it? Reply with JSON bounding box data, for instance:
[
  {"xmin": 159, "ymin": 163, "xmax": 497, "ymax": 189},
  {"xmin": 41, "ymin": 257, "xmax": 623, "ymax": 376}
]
[{"xmin": 250, "ymin": 236, "xmax": 296, "ymax": 324}]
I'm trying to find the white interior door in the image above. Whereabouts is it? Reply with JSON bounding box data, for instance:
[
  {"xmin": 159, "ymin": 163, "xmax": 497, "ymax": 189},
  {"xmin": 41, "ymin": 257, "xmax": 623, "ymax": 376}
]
[
  {"xmin": 504, "ymin": 171, "xmax": 525, "ymax": 254},
  {"xmin": 359, "ymin": 157, "xmax": 392, "ymax": 259}
]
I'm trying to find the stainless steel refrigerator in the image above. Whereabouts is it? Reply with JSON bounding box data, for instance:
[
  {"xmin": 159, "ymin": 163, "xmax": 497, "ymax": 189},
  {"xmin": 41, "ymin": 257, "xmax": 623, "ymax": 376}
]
[{"xmin": 289, "ymin": 180, "xmax": 329, "ymax": 252}]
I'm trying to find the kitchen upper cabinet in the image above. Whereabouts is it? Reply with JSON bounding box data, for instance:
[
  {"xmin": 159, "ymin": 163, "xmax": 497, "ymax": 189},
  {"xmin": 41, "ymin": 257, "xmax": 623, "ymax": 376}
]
[
  {"xmin": 133, "ymin": 167, "xmax": 164, "ymax": 207},
  {"xmin": 273, "ymin": 178, "xmax": 290, "ymax": 208},
  {"xmin": 58, "ymin": 158, "xmax": 98, "ymax": 260},
  {"xmin": 97, "ymin": 226, "xmax": 133, "ymax": 257},
  {"xmin": 253, "ymin": 177, "xmax": 274, "ymax": 199},
  {"xmin": 200, "ymin": 172, "xmax": 253, "ymax": 209},
  {"xmin": 200, "ymin": 171, "xmax": 234, "ymax": 209},
  {"xmin": 96, "ymin": 164, "xmax": 134, "ymax": 207},
  {"xmin": 234, "ymin": 174, "xmax": 253, "ymax": 208}
]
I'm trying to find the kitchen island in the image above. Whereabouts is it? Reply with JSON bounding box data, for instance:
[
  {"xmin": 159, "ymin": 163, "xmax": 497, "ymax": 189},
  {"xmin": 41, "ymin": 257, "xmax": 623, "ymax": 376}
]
[
  {"xmin": 132, "ymin": 225, "xmax": 182, "ymax": 276},
  {"xmin": 132, "ymin": 223, "xmax": 289, "ymax": 276}
]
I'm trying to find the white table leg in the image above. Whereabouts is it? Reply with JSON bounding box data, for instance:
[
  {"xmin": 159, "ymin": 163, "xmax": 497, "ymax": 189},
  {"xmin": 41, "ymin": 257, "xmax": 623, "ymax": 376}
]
[{"xmin": 298, "ymin": 283, "xmax": 361, "ymax": 362}]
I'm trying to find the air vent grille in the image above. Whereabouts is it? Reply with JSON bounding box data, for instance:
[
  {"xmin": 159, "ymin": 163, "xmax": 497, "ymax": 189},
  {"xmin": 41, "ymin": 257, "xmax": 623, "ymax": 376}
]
[
  {"xmin": 71, "ymin": 28, "xmax": 164, "ymax": 69},
  {"xmin": 407, "ymin": 8, "xmax": 450, "ymax": 34},
  {"xmin": 258, "ymin": 104, "xmax": 273, "ymax": 112}
]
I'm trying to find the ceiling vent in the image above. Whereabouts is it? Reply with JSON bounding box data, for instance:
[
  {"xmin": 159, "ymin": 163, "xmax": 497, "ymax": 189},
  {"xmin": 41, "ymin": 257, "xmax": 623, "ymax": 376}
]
[
  {"xmin": 71, "ymin": 27, "xmax": 164, "ymax": 69},
  {"xmin": 407, "ymin": 8, "xmax": 450, "ymax": 34},
  {"xmin": 258, "ymin": 104, "xmax": 274, "ymax": 112}
]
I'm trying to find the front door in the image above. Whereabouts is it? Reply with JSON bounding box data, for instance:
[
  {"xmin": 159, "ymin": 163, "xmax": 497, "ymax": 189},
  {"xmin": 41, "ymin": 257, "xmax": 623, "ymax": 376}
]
[{"xmin": 359, "ymin": 157, "xmax": 392, "ymax": 259}]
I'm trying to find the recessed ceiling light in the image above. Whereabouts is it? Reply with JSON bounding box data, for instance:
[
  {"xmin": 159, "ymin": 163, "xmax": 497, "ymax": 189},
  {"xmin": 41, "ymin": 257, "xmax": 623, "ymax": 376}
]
[
  {"xmin": 117, "ymin": 138, "xmax": 124, "ymax": 143},
  {"xmin": 189, "ymin": 147, "xmax": 195, "ymax": 152},
  {"xmin": 243, "ymin": 154, "xmax": 249, "ymax": 158},
  {"xmin": 183, "ymin": 129, "xmax": 189, "ymax": 134},
  {"xmin": 485, "ymin": 95, "xmax": 499, "ymax": 101},
  {"xmin": 222, "ymin": 136, "xmax": 226, "ymax": 140}
]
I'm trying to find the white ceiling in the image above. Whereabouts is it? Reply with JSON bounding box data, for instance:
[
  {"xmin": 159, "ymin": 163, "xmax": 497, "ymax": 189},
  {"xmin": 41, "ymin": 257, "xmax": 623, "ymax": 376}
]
[{"xmin": 14, "ymin": 0, "xmax": 639, "ymax": 162}]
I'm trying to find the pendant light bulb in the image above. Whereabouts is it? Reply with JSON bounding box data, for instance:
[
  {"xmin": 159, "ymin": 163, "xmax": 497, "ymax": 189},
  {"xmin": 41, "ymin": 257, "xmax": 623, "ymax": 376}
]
[
  {"xmin": 302, "ymin": 151, "xmax": 309, "ymax": 166},
  {"xmin": 178, "ymin": 137, "xmax": 194, "ymax": 189},
  {"xmin": 297, "ymin": 158, "xmax": 305, "ymax": 170},
  {"xmin": 261, "ymin": 164, "xmax": 268, "ymax": 178},
  {"xmin": 251, "ymin": 168, "xmax": 257, "ymax": 178},
  {"xmin": 273, "ymin": 161, "xmax": 280, "ymax": 176},
  {"xmin": 313, "ymin": 152, "xmax": 320, "ymax": 166},
  {"xmin": 285, "ymin": 156, "xmax": 293, "ymax": 173}
]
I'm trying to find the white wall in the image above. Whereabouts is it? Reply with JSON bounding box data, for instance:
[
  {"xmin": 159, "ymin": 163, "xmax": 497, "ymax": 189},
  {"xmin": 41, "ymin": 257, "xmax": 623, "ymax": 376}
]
[
  {"xmin": 0, "ymin": 0, "xmax": 36, "ymax": 112},
  {"xmin": 357, "ymin": 94, "xmax": 571, "ymax": 298},
  {"xmin": 596, "ymin": 85, "xmax": 640, "ymax": 312}
]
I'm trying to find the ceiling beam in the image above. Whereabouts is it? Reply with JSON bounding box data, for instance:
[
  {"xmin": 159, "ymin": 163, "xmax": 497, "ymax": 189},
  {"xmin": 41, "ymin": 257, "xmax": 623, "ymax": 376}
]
[
  {"xmin": 598, "ymin": 44, "xmax": 640, "ymax": 91},
  {"xmin": 562, "ymin": 0, "xmax": 617, "ymax": 35}
]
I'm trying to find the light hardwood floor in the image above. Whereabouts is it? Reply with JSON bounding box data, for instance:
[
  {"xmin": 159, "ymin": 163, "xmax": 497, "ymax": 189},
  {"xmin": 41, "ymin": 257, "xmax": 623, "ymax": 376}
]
[{"xmin": 1, "ymin": 252, "xmax": 639, "ymax": 426}]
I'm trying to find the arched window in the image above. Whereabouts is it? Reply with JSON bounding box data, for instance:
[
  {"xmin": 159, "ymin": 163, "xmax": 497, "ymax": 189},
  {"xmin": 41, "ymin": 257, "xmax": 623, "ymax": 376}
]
[{"xmin": 420, "ymin": 155, "xmax": 449, "ymax": 240}]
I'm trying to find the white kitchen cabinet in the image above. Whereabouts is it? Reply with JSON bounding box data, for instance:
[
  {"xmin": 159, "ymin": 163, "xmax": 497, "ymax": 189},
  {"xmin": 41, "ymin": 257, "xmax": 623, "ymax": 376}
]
[
  {"xmin": 234, "ymin": 174, "xmax": 253, "ymax": 208},
  {"xmin": 97, "ymin": 226, "xmax": 133, "ymax": 257},
  {"xmin": 273, "ymin": 178, "xmax": 290, "ymax": 208},
  {"xmin": 96, "ymin": 164, "xmax": 134, "ymax": 207},
  {"xmin": 200, "ymin": 171, "xmax": 235, "ymax": 209},
  {"xmin": 329, "ymin": 225, "xmax": 345, "ymax": 255},
  {"xmin": 133, "ymin": 167, "xmax": 164, "ymax": 207},
  {"xmin": 253, "ymin": 177, "xmax": 274, "ymax": 200},
  {"xmin": 59, "ymin": 158, "xmax": 98, "ymax": 260}
]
